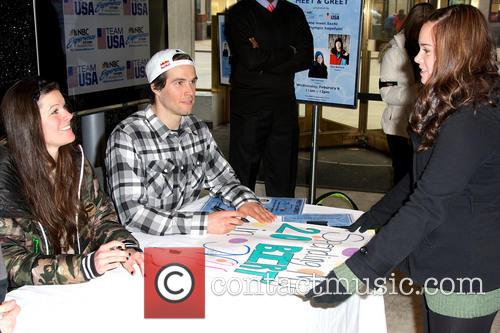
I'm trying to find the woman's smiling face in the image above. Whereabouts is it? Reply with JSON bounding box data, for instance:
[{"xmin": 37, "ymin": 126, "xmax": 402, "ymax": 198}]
[
  {"xmin": 38, "ymin": 89, "xmax": 75, "ymax": 160},
  {"xmin": 415, "ymin": 21, "xmax": 436, "ymax": 84}
]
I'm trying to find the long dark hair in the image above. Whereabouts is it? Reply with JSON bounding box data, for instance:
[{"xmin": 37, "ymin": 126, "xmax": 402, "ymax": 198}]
[
  {"xmin": 401, "ymin": 3, "xmax": 434, "ymax": 82},
  {"xmin": 332, "ymin": 38, "xmax": 345, "ymax": 55},
  {"xmin": 410, "ymin": 5, "xmax": 499, "ymax": 151},
  {"xmin": 0, "ymin": 77, "xmax": 86, "ymax": 253}
]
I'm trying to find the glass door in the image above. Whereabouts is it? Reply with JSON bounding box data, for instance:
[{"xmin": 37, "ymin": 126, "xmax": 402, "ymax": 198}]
[{"xmin": 299, "ymin": 0, "xmax": 429, "ymax": 152}]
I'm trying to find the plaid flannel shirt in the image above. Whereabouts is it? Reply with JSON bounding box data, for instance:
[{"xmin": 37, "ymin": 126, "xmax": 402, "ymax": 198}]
[{"xmin": 105, "ymin": 106, "xmax": 258, "ymax": 235}]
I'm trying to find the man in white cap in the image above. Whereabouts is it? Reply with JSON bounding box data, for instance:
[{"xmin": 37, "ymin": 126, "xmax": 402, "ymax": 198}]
[{"xmin": 105, "ymin": 49, "xmax": 275, "ymax": 235}]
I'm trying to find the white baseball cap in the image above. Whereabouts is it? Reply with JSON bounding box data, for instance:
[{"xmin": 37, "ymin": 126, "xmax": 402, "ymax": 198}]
[{"xmin": 145, "ymin": 49, "xmax": 195, "ymax": 83}]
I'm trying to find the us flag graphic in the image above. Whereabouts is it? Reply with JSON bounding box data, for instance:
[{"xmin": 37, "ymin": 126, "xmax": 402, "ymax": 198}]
[
  {"xmin": 63, "ymin": 0, "xmax": 74, "ymax": 15},
  {"xmin": 67, "ymin": 66, "xmax": 78, "ymax": 88},
  {"xmin": 123, "ymin": 0, "xmax": 132, "ymax": 15},
  {"xmin": 97, "ymin": 28, "xmax": 106, "ymax": 49}
]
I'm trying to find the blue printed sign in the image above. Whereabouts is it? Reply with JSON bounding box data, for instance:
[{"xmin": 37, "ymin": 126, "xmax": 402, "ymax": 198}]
[
  {"xmin": 292, "ymin": 0, "xmax": 363, "ymax": 107},
  {"xmin": 201, "ymin": 196, "xmax": 305, "ymax": 215}
]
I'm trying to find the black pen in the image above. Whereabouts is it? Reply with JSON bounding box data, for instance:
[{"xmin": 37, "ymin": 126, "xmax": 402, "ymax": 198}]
[
  {"xmin": 213, "ymin": 205, "xmax": 250, "ymax": 223},
  {"xmin": 212, "ymin": 205, "xmax": 224, "ymax": 212},
  {"xmin": 306, "ymin": 221, "xmax": 329, "ymax": 226}
]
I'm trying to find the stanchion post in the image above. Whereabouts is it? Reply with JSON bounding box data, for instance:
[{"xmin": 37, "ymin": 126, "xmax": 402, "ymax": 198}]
[{"xmin": 308, "ymin": 104, "xmax": 320, "ymax": 204}]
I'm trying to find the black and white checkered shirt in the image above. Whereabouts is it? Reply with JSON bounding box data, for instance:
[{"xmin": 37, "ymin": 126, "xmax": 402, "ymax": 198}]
[{"xmin": 105, "ymin": 106, "xmax": 258, "ymax": 235}]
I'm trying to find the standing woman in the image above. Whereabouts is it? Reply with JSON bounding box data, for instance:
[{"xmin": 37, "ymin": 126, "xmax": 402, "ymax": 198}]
[
  {"xmin": 379, "ymin": 3, "xmax": 434, "ymax": 185},
  {"xmin": 307, "ymin": 5, "xmax": 500, "ymax": 332},
  {"xmin": 0, "ymin": 78, "xmax": 143, "ymax": 288}
]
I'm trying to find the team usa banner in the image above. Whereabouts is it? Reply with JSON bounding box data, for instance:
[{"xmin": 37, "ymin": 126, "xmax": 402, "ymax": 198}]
[{"xmin": 62, "ymin": 0, "xmax": 150, "ymax": 96}]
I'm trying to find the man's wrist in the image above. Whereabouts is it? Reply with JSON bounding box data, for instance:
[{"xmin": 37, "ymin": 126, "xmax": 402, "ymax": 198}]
[
  {"xmin": 235, "ymin": 198, "xmax": 260, "ymax": 209},
  {"xmin": 190, "ymin": 212, "xmax": 209, "ymax": 235}
]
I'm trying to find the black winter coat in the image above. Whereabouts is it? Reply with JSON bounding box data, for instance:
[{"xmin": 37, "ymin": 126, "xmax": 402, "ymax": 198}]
[{"xmin": 347, "ymin": 101, "xmax": 500, "ymax": 293}]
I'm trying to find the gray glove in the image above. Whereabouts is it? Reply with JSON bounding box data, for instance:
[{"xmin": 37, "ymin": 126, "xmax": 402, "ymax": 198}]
[{"xmin": 304, "ymin": 270, "xmax": 353, "ymax": 305}]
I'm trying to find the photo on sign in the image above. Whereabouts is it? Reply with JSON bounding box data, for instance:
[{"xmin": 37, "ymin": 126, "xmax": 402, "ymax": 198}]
[
  {"xmin": 328, "ymin": 34, "xmax": 350, "ymax": 66},
  {"xmin": 217, "ymin": 13, "xmax": 231, "ymax": 85},
  {"xmin": 308, "ymin": 49, "xmax": 329, "ymax": 80}
]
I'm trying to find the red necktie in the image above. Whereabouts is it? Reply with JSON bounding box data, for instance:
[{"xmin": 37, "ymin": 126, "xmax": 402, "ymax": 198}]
[{"xmin": 267, "ymin": 3, "xmax": 274, "ymax": 12}]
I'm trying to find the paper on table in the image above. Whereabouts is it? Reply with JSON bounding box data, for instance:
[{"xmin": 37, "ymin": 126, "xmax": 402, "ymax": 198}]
[
  {"xmin": 201, "ymin": 196, "xmax": 305, "ymax": 215},
  {"xmin": 278, "ymin": 214, "xmax": 354, "ymax": 227}
]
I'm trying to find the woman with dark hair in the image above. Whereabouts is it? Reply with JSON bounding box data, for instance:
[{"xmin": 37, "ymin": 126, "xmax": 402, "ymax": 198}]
[
  {"xmin": 307, "ymin": 5, "xmax": 500, "ymax": 332},
  {"xmin": 308, "ymin": 51, "xmax": 328, "ymax": 79},
  {"xmin": 0, "ymin": 78, "xmax": 144, "ymax": 288},
  {"xmin": 329, "ymin": 37, "xmax": 349, "ymax": 65},
  {"xmin": 379, "ymin": 3, "xmax": 434, "ymax": 185}
]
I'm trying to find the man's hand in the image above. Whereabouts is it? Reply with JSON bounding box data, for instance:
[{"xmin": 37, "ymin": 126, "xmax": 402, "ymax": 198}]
[
  {"xmin": 238, "ymin": 202, "xmax": 275, "ymax": 223},
  {"xmin": 207, "ymin": 210, "xmax": 245, "ymax": 234}
]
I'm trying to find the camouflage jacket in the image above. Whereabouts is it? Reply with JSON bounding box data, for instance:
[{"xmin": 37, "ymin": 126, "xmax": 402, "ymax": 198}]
[{"xmin": 0, "ymin": 145, "xmax": 140, "ymax": 289}]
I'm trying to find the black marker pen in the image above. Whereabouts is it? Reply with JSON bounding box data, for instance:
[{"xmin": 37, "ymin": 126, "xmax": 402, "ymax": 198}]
[
  {"xmin": 212, "ymin": 205, "xmax": 250, "ymax": 223},
  {"xmin": 306, "ymin": 221, "xmax": 328, "ymax": 226}
]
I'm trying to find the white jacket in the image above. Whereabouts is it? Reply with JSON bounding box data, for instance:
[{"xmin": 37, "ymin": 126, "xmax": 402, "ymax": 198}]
[{"xmin": 379, "ymin": 32, "xmax": 418, "ymax": 138}]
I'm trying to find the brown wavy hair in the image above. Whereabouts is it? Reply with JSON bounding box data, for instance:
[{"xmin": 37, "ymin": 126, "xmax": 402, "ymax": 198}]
[
  {"xmin": 0, "ymin": 78, "xmax": 86, "ymax": 253},
  {"xmin": 401, "ymin": 3, "xmax": 434, "ymax": 83},
  {"xmin": 409, "ymin": 5, "xmax": 499, "ymax": 151}
]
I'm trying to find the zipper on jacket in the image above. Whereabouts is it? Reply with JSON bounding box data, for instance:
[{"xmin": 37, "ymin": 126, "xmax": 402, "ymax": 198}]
[
  {"xmin": 37, "ymin": 221, "xmax": 50, "ymax": 255},
  {"xmin": 75, "ymin": 145, "xmax": 85, "ymax": 254}
]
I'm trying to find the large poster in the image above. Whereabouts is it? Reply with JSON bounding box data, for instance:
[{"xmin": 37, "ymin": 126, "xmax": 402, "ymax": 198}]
[
  {"xmin": 293, "ymin": 0, "xmax": 363, "ymax": 108},
  {"xmin": 62, "ymin": 0, "xmax": 150, "ymax": 96},
  {"xmin": 136, "ymin": 218, "xmax": 372, "ymax": 294},
  {"xmin": 210, "ymin": 221, "xmax": 370, "ymax": 287},
  {"xmin": 194, "ymin": 219, "xmax": 371, "ymax": 293}
]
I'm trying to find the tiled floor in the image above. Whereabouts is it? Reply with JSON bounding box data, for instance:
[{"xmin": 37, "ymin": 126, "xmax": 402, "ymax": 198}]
[{"xmin": 254, "ymin": 183, "xmax": 500, "ymax": 333}]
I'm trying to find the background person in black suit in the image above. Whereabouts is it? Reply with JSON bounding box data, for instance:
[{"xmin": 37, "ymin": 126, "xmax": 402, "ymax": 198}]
[{"xmin": 225, "ymin": 0, "xmax": 313, "ymax": 197}]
